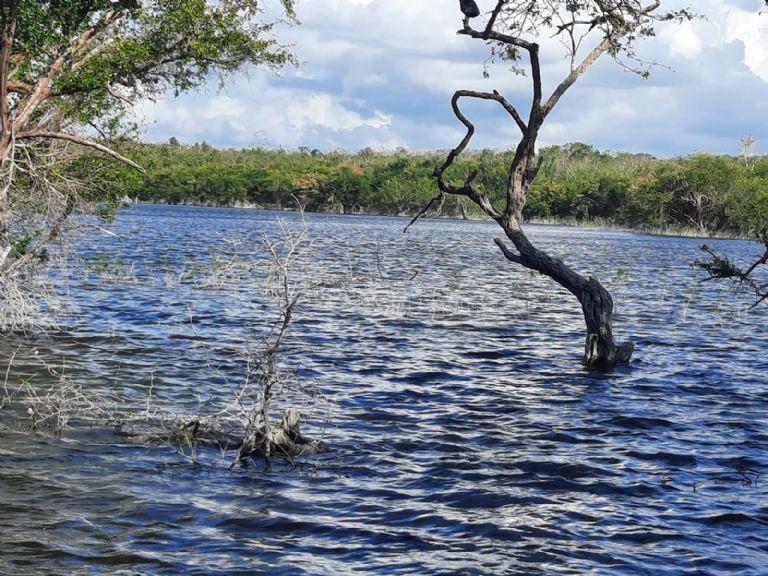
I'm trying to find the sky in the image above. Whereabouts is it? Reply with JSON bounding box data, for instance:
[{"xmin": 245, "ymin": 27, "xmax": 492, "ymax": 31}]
[{"xmin": 136, "ymin": 0, "xmax": 768, "ymax": 158}]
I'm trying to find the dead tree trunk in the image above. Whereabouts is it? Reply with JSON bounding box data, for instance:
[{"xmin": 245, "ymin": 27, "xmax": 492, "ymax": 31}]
[
  {"xmin": 403, "ymin": 84, "xmax": 635, "ymax": 367},
  {"xmin": 402, "ymin": 1, "xmax": 685, "ymax": 368},
  {"xmin": 494, "ymin": 220, "xmax": 633, "ymax": 368}
]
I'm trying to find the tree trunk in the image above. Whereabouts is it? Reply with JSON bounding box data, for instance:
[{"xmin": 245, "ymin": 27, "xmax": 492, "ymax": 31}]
[
  {"xmin": 580, "ymin": 277, "xmax": 634, "ymax": 368},
  {"xmin": 496, "ymin": 218, "xmax": 633, "ymax": 368},
  {"xmin": 0, "ymin": 136, "xmax": 11, "ymax": 253}
]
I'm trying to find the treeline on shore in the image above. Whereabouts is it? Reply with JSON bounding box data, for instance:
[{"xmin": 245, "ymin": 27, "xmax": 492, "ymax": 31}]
[{"xmin": 97, "ymin": 140, "xmax": 768, "ymax": 236}]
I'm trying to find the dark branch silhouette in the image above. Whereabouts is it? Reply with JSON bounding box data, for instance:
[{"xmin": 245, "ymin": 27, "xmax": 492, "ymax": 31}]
[
  {"xmin": 407, "ymin": 0, "xmax": 692, "ymax": 367},
  {"xmin": 695, "ymin": 239, "xmax": 768, "ymax": 309}
]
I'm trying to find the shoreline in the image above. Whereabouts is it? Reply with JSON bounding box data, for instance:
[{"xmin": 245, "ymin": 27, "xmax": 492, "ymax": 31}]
[{"xmin": 126, "ymin": 199, "xmax": 750, "ymax": 242}]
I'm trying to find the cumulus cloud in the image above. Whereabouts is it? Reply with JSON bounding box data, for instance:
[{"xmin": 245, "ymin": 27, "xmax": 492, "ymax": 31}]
[
  {"xmin": 658, "ymin": 1, "xmax": 768, "ymax": 82},
  {"xmin": 724, "ymin": 7, "xmax": 768, "ymax": 82},
  {"xmin": 137, "ymin": 76, "xmax": 396, "ymax": 150},
  {"xmin": 285, "ymin": 94, "xmax": 391, "ymax": 132},
  {"xmin": 662, "ymin": 21, "xmax": 705, "ymax": 60}
]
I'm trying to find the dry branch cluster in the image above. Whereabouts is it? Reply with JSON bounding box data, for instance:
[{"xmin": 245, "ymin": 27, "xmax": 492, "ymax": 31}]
[
  {"xmin": 123, "ymin": 212, "xmax": 329, "ymax": 468},
  {"xmin": 696, "ymin": 240, "xmax": 768, "ymax": 309},
  {"xmin": 1, "ymin": 0, "xmax": 297, "ymax": 333},
  {"xmin": 1, "ymin": 348, "xmax": 119, "ymax": 431},
  {"xmin": 0, "ymin": 140, "xmax": 81, "ymax": 331}
]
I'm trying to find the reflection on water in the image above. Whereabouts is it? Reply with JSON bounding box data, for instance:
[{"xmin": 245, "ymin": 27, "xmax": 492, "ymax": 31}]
[{"xmin": 1, "ymin": 205, "xmax": 767, "ymax": 575}]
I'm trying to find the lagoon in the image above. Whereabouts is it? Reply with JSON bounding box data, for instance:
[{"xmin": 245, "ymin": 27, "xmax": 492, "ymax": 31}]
[{"xmin": 1, "ymin": 204, "xmax": 766, "ymax": 575}]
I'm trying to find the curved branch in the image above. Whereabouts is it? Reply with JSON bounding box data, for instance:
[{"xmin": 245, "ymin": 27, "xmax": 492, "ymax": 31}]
[
  {"xmin": 461, "ymin": 27, "xmax": 537, "ymax": 52},
  {"xmin": 433, "ymin": 90, "xmax": 504, "ymax": 221},
  {"xmin": 493, "ymin": 237, "xmax": 523, "ymax": 264},
  {"xmin": 408, "ymin": 89, "xmax": 513, "ymax": 231},
  {"xmin": 434, "ymin": 91, "xmax": 475, "ymax": 184},
  {"xmin": 464, "ymin": 90, "xmax": 527, "ymax": 133},
  {"xmin": 15, "ymin": 130, "xmax": 144, "ymax": 172}
]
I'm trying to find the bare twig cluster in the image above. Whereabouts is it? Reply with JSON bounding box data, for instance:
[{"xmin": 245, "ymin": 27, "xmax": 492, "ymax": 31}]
[
  {"xmin": 0, "ymin": 139, "xmax": 129, "ymax": 332},
  {"xmin": 124, "ymin": 208, "xmax": 328, "ymax": 468},
  {"xmin": 0, "ymin": 140, "xmax": 83, "ymax": 331},
  {"xmin": 1, "ymin": 349, "xmax": 120, "ymax": 432},
  {"xmin": 229, "ymin": 208, "xmax": 322, "ymax": 468}
]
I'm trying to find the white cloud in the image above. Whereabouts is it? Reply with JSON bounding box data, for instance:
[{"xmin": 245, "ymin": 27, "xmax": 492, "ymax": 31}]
[
  {"xmin": 541, "ymin": 93, "xmax": 646, "ymax": 149},
  {"xmin": 135, "ymin": 0, "xmax": 768, "ymax": 156},
  {"xmin": 724, "ymin": 8, "xmax": 768, "ymax": 82},
  {"xmin": 658, "ymin": 1, "xmax": 768, "ymax": 82},
  {"xmin": 404, "ymin": 59, "xmax": 490, "ymax": 95},
  {"xmin": 285, "ymin": 0, "xmax": 468, "ymax": 59},
  {"xmin": 201, "ymin": 96, "xmax": 246, "ymax": 121},
  {"xmin": 662, "ymin": 21, "xmax": 705, "ymax": 60},
  {"xmin": 286, "ymin": 94, "xmax": 391, "ymax": 132},
  {"xmin": 137, "ymin": 77, "xmax": 394, "ymax": 149}
]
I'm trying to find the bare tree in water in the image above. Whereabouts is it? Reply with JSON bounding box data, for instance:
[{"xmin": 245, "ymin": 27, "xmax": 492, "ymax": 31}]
[{"xmin": 410, "ymin": 0, "xmax": 692, "ymax": 368}]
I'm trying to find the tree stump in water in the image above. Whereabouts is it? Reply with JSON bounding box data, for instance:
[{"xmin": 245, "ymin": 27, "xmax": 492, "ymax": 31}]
[
  {"xmin": 232, "ymin": 408, "xmax": 323, "ymax": 468},
  {"xmin": 120, "ymin": 408, "xmax": 323, "ymax": 467},
  {"xmin": 581, "ymin": 277, "xmax": 634, "ymax": 368}
]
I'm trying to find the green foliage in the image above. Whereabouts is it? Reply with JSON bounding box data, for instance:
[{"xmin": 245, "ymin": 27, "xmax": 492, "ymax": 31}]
[
  {"xmin": 10, "ymin": 232, "xmax": 48, "ymax": 262},
  {"xmin": 8, "ymin": 0, "xmax": 297, "ymax": 135},
  {"xmin": 11, "ymin": 235, "xmax": 32, "ymax": 256},
  {"xmin": 727, "ymin": 177, "xmax": 768, "ymax": 237},
  {"xmin": 485, "ymin": 1, "xmax": 694, "ymax": 78},
  {"xmin": 0, "ymin": 0, "xmax": 298, "ymax": 279},
  {"xmin": 88, "ymin": 141, "xmax": 768, "ymax": 236}
]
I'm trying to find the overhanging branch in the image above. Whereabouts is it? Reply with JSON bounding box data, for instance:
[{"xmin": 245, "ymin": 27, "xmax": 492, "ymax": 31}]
[{"xmin": 15, "ymin": 130, "xmax": 144, "ymax": 172}]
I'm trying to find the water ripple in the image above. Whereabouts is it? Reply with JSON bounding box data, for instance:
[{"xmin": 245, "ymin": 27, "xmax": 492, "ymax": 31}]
[{"xmin": 1, "ymin": 206, "xmax": 767, "ymax": 575}]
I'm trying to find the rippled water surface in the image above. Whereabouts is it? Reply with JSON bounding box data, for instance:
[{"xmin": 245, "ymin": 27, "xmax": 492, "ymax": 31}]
[{"xmin": 1, "ymin": 205, "xmax": 767, "ymax": 575}]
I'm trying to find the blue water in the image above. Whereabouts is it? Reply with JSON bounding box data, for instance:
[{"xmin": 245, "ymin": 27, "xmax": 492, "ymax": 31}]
[{"xmin": 1, "ymin": 205, "xmax": 766, "ymax": 575}]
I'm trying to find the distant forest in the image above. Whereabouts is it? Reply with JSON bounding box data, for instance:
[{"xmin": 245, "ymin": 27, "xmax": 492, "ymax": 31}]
[{"xmin": 95, "ymin": 140, "xmax": 768, "ymax": 237}]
